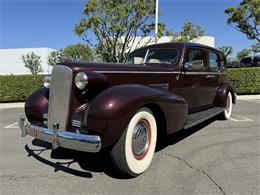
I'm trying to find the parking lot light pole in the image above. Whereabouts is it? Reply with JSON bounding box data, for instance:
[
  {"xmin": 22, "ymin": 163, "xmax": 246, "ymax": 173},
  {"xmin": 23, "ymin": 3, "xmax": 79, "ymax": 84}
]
[{"xmin": 155, "ymin": 0, "xmax": 159, "ymax": 44}]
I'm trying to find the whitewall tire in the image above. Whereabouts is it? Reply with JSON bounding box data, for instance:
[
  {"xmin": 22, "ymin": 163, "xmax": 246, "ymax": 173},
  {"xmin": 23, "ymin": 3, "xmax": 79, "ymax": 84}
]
[
  {"xmin": 110, "ymin": 107, "xmax": 157, "ymax": 177},
  {"xmin": 221, "ymin": 92, "xmax": 233, "ymax": 120}
]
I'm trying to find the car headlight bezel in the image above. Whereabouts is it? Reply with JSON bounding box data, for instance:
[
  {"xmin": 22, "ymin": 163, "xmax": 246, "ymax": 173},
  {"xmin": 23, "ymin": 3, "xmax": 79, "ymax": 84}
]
[{"xmin": 75, "ymin": 72, "xmax": 88, "ymax": 90}]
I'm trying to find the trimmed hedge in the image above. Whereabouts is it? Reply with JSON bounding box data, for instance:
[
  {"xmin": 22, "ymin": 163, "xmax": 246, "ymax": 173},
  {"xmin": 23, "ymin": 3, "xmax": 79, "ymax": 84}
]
[
  {"xmin": 0, "ymin": 68, "xmax": 259, "ymax": 102},
  {"xmin": 227, "ymin": 67, "xmax": 260, "ymax": 95},
  {"xmin": 0, "ymin": 75, "xmax": 44, "ymax": 102}
]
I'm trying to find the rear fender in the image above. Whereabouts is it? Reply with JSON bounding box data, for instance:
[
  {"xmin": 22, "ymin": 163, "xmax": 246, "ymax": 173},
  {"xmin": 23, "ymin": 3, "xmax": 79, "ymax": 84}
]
[
  {"xmin": 85, "ymin": 84, "xmax": 188, "ymax": 147},
  {"xmin": 214, "ymin": 81, "xmax": 236, "ymax": 107}
]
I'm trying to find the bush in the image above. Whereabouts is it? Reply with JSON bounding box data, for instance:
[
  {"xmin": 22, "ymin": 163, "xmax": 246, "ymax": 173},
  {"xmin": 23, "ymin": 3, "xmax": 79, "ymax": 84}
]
[
  {"xmin": 0, "ymin": 75, "xmax": 44, "ymax": 102},
  {"xmin": 227, "ymin": 67, "xmax": 260, "ymax": 94}
]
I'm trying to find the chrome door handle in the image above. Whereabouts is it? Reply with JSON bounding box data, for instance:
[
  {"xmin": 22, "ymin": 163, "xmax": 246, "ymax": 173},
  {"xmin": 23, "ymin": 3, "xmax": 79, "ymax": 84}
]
[{"xmin": 205, "ymin": 75, "xmax": 216, "ymax": 79}]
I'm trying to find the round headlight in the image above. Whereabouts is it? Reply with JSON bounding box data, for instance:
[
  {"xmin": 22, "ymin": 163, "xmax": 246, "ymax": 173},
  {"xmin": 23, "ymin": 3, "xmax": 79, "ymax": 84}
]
[
  {"xmin": 75, "ymin": 72, "xmax": 88, "ymax": 90},
  {"xmin": 43, "ymin": 75, "xmax": 51, "ymax": 88}
]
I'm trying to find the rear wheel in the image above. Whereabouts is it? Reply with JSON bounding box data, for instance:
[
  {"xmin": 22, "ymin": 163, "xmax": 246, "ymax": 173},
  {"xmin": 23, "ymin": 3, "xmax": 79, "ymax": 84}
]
[
  {"xmin": 110, "ymin": 107, "xmax": 157, "ymax": 177},
  {"xmin": 220, "ymin": 92, "xmax": 233, "ymax": 120}
]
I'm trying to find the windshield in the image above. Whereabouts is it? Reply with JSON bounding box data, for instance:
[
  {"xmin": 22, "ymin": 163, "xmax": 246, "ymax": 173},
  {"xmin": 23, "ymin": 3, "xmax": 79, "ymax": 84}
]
[{"xmin": 126, "ymin": 48, "xmax": 179, "ymax": 65}]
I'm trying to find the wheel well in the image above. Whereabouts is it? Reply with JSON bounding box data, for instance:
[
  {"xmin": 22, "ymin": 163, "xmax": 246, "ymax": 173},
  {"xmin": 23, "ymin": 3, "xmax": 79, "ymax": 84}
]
[{"xmin": 143, "ymin": 103, "xmax": 168, "ymax": 140}]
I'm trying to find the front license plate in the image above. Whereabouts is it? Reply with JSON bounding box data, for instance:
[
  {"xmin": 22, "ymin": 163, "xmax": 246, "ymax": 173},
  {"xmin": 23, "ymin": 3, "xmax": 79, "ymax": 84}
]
[{"xmin": 25, "ymin": 125, "xmax": 45, "ymax": 140}]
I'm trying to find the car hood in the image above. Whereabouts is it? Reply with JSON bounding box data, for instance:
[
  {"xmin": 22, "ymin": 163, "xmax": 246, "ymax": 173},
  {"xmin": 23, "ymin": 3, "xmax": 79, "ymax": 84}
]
[{"xmin": 59, "ymin": 61, "xmax": 178, "ymax": 73}]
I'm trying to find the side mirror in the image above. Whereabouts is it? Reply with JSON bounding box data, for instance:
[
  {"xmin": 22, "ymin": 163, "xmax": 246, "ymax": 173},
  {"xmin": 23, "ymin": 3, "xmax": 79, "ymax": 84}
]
[{"xmin": 184, "ymin": 62, "xmax": 192, "ymax": 70}]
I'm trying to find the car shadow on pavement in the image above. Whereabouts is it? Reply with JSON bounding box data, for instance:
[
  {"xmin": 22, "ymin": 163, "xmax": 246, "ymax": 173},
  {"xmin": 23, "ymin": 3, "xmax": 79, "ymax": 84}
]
[
  {"xmin": 156, "ymin": 116, "xmax": 217, "ymax": 152},
  {"xmin": 24, "ymin": 140, "xmax": 120, "ymax": 179},
  {"xmin": 24, "ymin": 116, "xmax": 218, "ymax": 179}
]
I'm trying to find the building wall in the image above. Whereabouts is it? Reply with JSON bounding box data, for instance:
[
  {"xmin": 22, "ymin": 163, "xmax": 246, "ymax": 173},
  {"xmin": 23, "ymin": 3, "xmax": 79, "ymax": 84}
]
[{"xmin": 0, "ymin": 48, "xmax": 56, "ymax": 75}]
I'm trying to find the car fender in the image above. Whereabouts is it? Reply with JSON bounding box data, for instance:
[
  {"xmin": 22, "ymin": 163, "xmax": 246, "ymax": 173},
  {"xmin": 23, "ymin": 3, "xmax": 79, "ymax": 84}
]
[
  {"xmin": 25, "ymin": 88, "xmax": 49, "ymax": 123},
  {"xmin": 85, "ymin": 84, "xmax": 188, "ymax": 147},
  {"xmin": 214, "ymin": 81, "xmax": 236, "ymax": 107}
]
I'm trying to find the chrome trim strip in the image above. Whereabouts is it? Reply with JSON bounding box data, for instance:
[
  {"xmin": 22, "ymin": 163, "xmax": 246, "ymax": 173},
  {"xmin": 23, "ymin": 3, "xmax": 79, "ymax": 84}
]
[
  {"xmin": 143, "ymin": 49, "xmax": 150, "ymax": 63},
  {"xmin": 94, "ymin": 71, "xmax": 178, "ymax": 74},
  {"xmin": 72, "ymin": 120, "xmax": 82, "ymax": 128},
  {"xmin": 19, "ymin": 116, "xmax": 101, "ymax": 153},
  {"xmin": 183, "ymin": 72, "xmax": 225, "ymax": 75},
  {"xmin": 94, "ymin": 70, "xmax": 225, "ymax": 75},
  {"xmin": 149, "ymin": 83, "xmax": 169, "ymax": 89}
]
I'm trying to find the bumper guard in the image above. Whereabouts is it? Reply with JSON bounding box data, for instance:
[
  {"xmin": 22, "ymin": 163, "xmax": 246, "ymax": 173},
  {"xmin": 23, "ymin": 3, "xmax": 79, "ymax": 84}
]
[{"xmin": 19, "ymin": 116, "xmax": 101, "ymax": 153}]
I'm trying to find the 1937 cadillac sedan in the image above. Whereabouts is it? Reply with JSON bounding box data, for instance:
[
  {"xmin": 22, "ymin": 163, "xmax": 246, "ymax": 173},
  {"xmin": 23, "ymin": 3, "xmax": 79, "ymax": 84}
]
[{"xmin": 19, "ymin": 42, "xmax": 236, "ymax": 177}]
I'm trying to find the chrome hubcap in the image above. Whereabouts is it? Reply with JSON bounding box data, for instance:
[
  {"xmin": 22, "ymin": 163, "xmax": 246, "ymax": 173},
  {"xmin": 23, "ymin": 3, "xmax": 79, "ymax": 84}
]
[{"xmin": 132, "ymin": 119, "xmax": 150, "ymax": 159}]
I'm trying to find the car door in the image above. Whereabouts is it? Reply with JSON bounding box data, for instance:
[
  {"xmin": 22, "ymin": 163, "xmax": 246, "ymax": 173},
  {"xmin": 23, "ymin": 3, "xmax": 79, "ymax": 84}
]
[
  {"xmin": 178, "ymin": 47, "xmax": 211, "ymax": 113},
  {"xmin": 207, "ymin": 50, "xmax": 222, "ymax": 106}
]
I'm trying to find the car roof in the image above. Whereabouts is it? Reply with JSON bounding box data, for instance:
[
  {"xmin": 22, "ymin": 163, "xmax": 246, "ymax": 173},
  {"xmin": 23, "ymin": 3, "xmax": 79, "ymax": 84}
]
[{"xmin": 132, "ymin": 42, "xmax": 220, "ymax": 54}]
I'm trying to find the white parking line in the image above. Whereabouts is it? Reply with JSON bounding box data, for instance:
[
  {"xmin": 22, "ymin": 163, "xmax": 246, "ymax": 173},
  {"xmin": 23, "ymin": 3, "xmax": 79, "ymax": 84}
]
[
  {"xmin": 230, "ymin": 114, "xmax": 253, "ymax": 122},
  {"xmin": 4, "ymin": 122, "xmax": 19, "ymax": 129}
]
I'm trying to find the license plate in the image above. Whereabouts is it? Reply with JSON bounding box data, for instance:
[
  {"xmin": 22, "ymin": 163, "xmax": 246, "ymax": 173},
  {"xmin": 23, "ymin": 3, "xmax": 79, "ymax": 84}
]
[{"xmin": 25, "ymin": 124, "xmax": 45, "ymax": 140}]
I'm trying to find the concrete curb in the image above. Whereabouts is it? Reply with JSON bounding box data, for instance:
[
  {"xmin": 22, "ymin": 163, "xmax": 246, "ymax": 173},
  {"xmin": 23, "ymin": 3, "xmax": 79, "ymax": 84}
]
[
  {"xmin": 237, "ymin": 95, "xmax": 260, "ymax": 100},
  {"xmin": 0, "ymin": 95, "xmax": 259, "ymax": 109},
  {"xmin": 0, "ymin": 102, "xmax": 24, "ymax": 109}
]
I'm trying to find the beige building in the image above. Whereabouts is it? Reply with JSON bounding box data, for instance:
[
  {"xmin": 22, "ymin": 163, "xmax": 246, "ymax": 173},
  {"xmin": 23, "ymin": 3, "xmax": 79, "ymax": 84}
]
[{"xmin": 0, "ymin": 48, "xmax": 56, "ymax": 75}]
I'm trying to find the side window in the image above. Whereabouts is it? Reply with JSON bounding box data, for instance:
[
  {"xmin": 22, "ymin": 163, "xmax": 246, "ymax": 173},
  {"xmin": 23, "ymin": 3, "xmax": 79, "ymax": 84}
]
[
  {"xmin": 184, "ymin": 49, "xmax": 206, "ymax": 70},
  {"xmin": 146, "ymin": 49, "xmax": 179, "ymax": 64},
  {"xmin": 209, "ymin": 52, "xmax": 219, "ymax": 70},
  {"xmin": 126, "ymin": 49, "xmax": 146, "ymax": 64}
]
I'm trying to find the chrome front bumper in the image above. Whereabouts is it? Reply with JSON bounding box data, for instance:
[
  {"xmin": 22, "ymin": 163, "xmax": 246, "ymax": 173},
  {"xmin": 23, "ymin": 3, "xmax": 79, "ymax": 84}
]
[{"xmin": 19, "ymin": 116, "xmax": 101, "ymax": 153}]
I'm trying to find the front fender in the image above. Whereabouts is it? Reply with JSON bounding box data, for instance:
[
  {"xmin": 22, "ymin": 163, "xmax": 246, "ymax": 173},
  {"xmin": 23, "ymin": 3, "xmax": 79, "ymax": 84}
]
[
  {"xmin": 85, "ymin": 84, "xmax": 188, "ymax": 147},
  {"xmin": 25, "ymin": 88, "xmax": 49, "ymax": 123}
]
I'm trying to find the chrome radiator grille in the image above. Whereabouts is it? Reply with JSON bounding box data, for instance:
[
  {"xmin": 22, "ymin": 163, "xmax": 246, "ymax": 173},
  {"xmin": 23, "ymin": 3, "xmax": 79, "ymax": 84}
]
[{"xmin": 48, "ymin": 65, "xmax": 72, "ymax": 130}]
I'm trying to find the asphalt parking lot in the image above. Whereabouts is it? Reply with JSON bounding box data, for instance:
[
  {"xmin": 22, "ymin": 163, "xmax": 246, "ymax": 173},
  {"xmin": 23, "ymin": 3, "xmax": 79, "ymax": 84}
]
[{"xmin": 0, "ymin": 98, "xmax": 259, "ymax": 195}]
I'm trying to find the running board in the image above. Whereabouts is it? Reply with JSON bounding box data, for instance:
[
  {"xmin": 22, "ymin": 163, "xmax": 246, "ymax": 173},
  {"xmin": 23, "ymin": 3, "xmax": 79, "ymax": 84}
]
[{"xmin": 184, "ymin": 107, "xmax": 225, "ymax": 129}]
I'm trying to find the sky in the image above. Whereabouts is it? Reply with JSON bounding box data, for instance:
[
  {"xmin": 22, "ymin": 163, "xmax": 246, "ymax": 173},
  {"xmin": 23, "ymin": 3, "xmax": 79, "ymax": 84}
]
[{"xmin": 0, "ymin": 0, "xmax": 257, "ymax": 58}]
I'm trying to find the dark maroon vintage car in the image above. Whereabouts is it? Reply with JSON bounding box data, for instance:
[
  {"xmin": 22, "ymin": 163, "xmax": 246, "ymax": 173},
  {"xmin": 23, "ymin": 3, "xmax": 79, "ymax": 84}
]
[{"xmin": 19, "ymin": 42, "xmax": 236, "ymax": 177}]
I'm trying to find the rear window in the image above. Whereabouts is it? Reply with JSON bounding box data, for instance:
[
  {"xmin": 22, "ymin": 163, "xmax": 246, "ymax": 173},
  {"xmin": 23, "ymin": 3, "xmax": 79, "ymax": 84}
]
[
  {"xmin": 209, "ymin": 52, "xmax": 219, "ymax": 70},
  {"xmin": 220, "ymin": 54, "xmax": 226, "ymax": 69}
]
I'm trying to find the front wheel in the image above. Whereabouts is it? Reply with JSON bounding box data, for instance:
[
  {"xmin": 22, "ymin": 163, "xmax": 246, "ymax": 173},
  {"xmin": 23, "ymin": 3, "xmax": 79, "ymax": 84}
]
[
  {"xmin": 110, "ymin": 107, "xmax": 157, "ymax": 177},
  {"xmin": 220, "ymin": 92, "xmax": 233, "ymax": 120}
]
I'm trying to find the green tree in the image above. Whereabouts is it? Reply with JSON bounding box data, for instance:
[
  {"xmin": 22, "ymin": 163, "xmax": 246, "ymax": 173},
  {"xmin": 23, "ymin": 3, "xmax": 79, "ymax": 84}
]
[
  {"xmin": 21, "ymin": 52, "xmax": 42, "ymax": 75},
  {"xmin": 62, "ymin": 43, "xmax": 94, "ymax": 61},
  {"xmin": 237, "ymin": 49, "xmax": 250, "ymax": 60},
  {"xmin": 225, "ymin": 0, "xmax": 260, "ymax": 43},
  {"xmin": 47, "ymin": 49, "xmax": 63, "ymax": 66},
  {"xmin": 73, "ymin": 0, "xmax": 158, "ymax": 63},
  {"xmin": 169, "ymin": 22, "xmax": 205, "ymax": 42},
  {"xmin": 218, "ymin": 45, "xmax": 233, "ymax": 58},
  {"xmin": 250, "ymin": 43, "xmax": 260, "ymax": 55}
]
